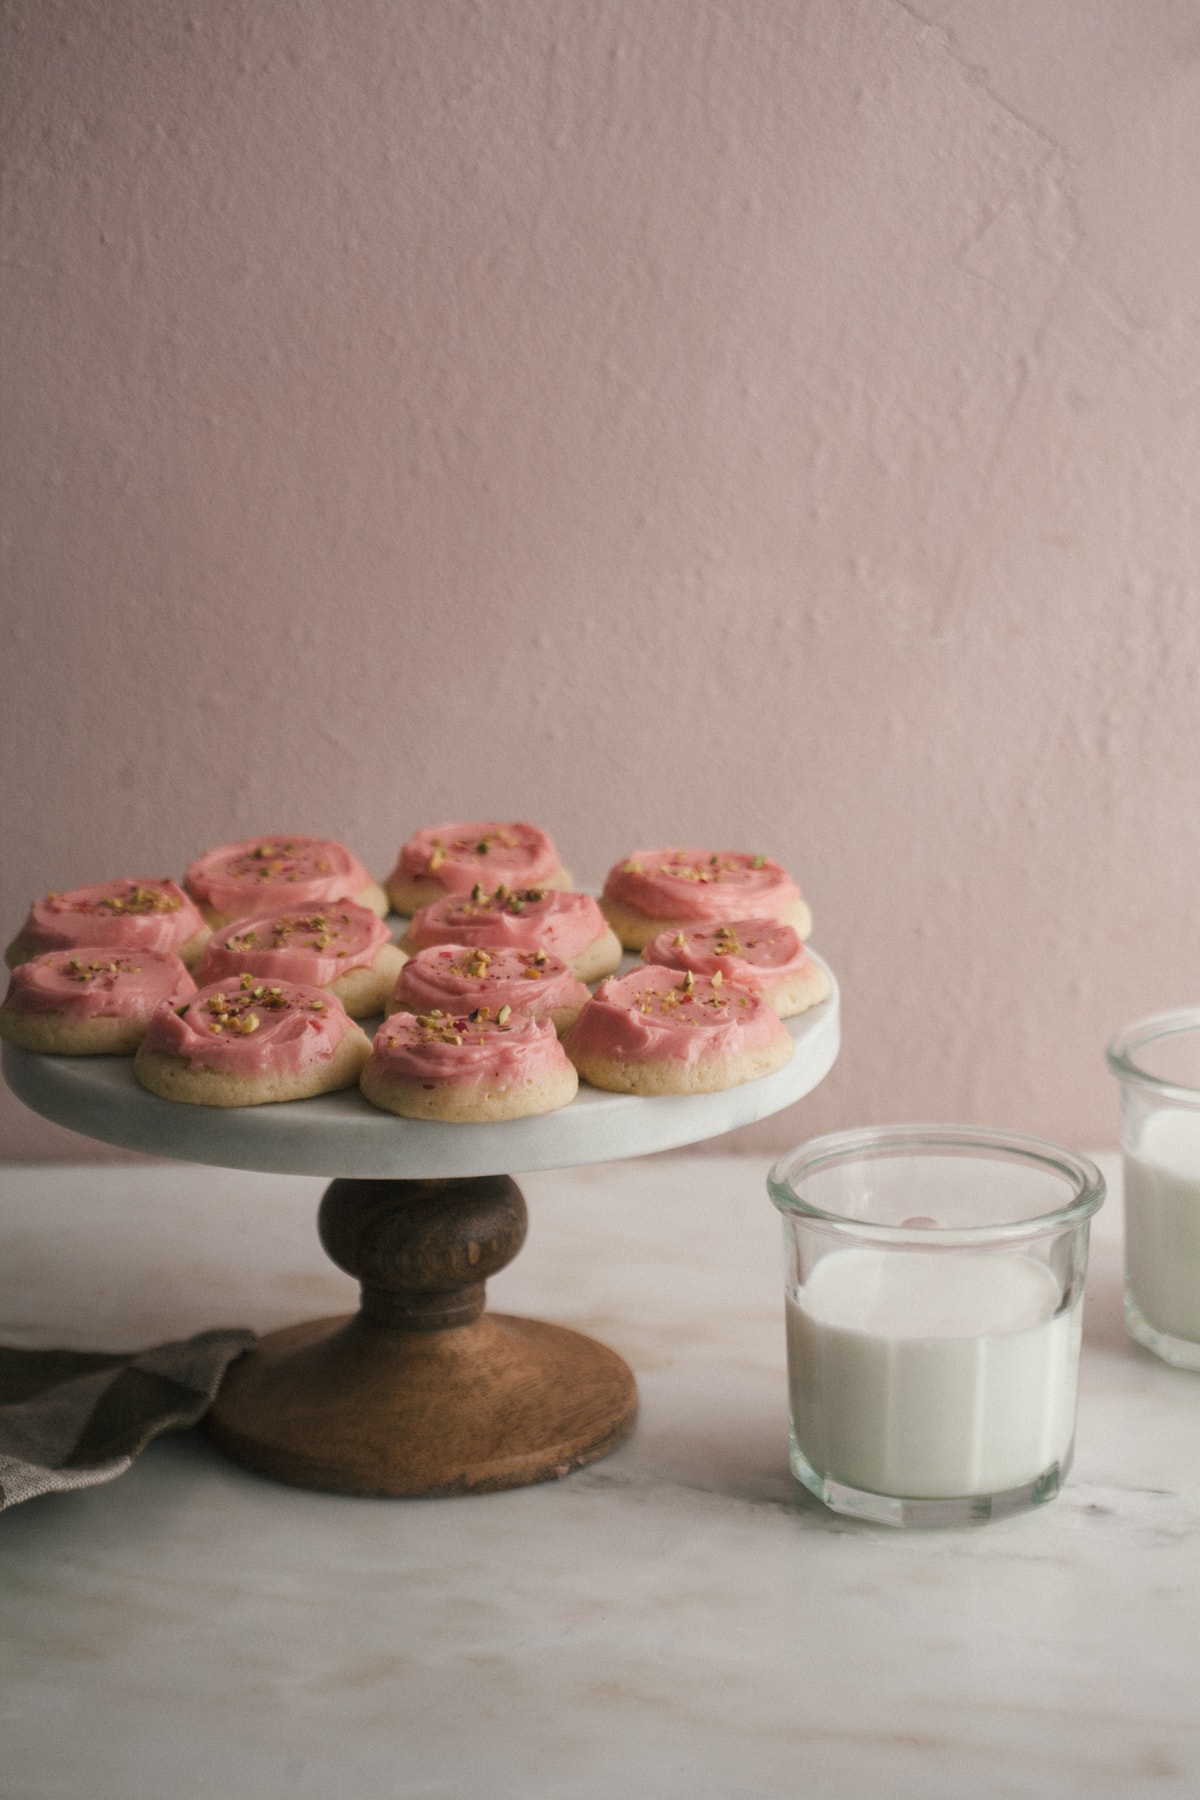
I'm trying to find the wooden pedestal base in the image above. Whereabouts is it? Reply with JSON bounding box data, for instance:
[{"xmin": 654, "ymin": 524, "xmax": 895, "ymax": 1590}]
[{"xmin": 205, "ymin": 1174, "xmax": 638, "ymax": 1497}]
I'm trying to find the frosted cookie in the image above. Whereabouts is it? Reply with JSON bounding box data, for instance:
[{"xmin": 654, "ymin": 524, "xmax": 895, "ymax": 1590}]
[
  {"xmin": 600, "ymin": 849, "xmax": 811, "ymax": 951},
  {"xmin": 642, "ymin": 920, "xmax": 829, "ymax": 1019},
  {"xmin": 389, "ymin": 944, "xmax": 590, "ymax": 1036},
  {"xmin": 183, "ymin": 836, "xmax": 387, "ymax": 930},
  {"xmin": 386, "ymin": 821, "xmax": 570, "ymax": 914},
  {"xmin": 6, "ymin": 879, "xmax": 210, "ymax": 971},
  {"xmin": 400, "ymin": 886, "xmax": 621, "ymax": 983},
  {"xmin": 193, "ymin": 902, "xmax": 405, "ymax": 1020},
  {"xmin": 0, "ymin": 950, "xmax": 197, "ymax": 1056},
  {"xmin": 564, "ymin": 964, "xmax": 793, "ymax": 1096},
  {"xmin": 134, "ymin": 976, "xmax": 371, "ymax": 1107},
  {"xmin": 361, "ymin": 1008, "xmax": 578, "ymax": 1123}
]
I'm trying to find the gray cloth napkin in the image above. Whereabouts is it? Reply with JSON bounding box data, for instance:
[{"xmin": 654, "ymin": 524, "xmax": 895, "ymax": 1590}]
[{"xmin": 0, "ymin": 1328, "xmax": 255, "ymax": 1509}]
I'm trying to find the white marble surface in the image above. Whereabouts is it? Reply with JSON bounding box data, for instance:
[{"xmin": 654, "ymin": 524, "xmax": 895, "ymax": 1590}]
[{"xmin": 0, "ymin": 1152, "xmax": 1198, "ymax": 1799}]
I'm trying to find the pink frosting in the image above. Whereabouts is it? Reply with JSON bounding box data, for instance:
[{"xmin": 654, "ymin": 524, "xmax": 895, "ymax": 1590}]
[
  {"xmin": 391, "ymin": 944, "xmax": 588, "ymax": 1022},
  {"xmin": 642, "ymin": 919, "xmax": 811, "ymax": 991},
  {"xmin": 603, "ymin": 849, "xmax": 802, "ymax": 924},
  {"xmin": 194, "ymin": 902, "xmax": 391, "ymax": 988},
  {"xmin": 566, "ymin": 965, "xmax": 789, "ymax": 1067},
  {"xmin": 405, "ymin": 887, "xmax": 608, "ymax": 961},
  {"xmin": 143, "ymin": 977, "xmax": 355, "ymax": 1076},
  {"xmin": 389, "ymin": 821, "xmax": 563, "ymax": 897},
  {"xmin": 184, "ymin": 836, "xmax": 375, "ymax": 916},
  {"xmin": 4, "ymin": 949, "xmax": 196, "ymax": 1022},
  {"xmin": 16, "ymin": 880, "xmax": 207, "ymax": 958},
  {"xmin": 370, "ymin": 1007, "xmax": 571, "ymax": 1089}
]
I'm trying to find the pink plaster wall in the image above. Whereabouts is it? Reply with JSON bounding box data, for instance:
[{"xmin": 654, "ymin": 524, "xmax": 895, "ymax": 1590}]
[{"xmin": 4, "ymin": 0, "xmax": 1200, "ymax": 1160}]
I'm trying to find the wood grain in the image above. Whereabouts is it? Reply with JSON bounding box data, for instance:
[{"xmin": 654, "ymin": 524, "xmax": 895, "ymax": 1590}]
[{"xmin": 206, "ymin": 1174, "xmax": 638, "ymax": 1496}]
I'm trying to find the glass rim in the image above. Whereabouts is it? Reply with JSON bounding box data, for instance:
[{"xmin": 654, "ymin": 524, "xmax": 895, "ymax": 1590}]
[
  {"xmin": 767, "ymin": 1123, "xmax": 1105, "ymax": 1245},
  {"xmin": 1106, "ymin": 1007, "xmax": 1200, "ymax": 1106}
]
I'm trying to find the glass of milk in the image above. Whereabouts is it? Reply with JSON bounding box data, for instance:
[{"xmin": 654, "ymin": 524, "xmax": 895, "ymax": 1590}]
[
  {"xmin": 768, "ymin": 1126, "xmax": 1105, "ymax": 1527},
  {"xmin": 1107, "ymin": 1009, "xmax": 1200, "ymax": 1370}
]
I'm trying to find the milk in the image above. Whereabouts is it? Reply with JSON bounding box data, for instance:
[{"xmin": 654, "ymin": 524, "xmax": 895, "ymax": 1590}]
[
  {"xmin": 1124, "ymin": 1108, "xmax": 1200, "ymax": 1343},
  {"xmin": 785, "ymin": 1248, "xmax": 1080, "ymax": 1499}
]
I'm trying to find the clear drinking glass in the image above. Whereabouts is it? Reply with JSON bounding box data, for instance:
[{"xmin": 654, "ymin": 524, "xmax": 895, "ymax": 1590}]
[
  {"xmin": 767, "ymin": 1126, "xmax": 1105, "ymax": 1527},
  {"xmin": 1107, "ymin": 1009, "xmax": 1200, "ymax": 1370}
]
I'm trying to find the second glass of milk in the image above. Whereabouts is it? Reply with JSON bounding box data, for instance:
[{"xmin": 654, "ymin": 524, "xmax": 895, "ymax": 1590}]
[
  {"xmin": 1108, "ymin": 1009, "xmax": 1200, "ymax": 1370},
  {"xmin": 768, "ymin": 1127, "xmax": 1105, "ymax": 1527}
]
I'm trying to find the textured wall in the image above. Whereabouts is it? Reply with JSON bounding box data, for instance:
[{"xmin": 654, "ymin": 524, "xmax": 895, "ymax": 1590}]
[{"xmin": 4, "ymin": 0, "xmax": 1200, "ymax": 1160}]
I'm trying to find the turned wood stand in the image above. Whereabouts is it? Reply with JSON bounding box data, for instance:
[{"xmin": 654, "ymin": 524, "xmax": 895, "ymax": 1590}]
[{"xmin": 207, "ymin": 1173, "xmax": 638, "ymax": 1495}]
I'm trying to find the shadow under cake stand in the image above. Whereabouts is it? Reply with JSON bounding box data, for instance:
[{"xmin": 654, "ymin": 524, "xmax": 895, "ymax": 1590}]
[{"xmin": 2, "ymin": 953, "xmax": 839, "ymax": 1498}]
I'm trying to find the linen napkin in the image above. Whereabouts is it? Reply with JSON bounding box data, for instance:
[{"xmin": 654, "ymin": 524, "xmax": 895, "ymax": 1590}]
[{"xmin": 0, "ymin": 1328, "xmax": 255, "ymax": 1509}]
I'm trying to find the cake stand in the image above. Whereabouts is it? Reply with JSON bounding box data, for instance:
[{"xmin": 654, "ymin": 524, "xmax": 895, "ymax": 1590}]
[{"xmin": 2, "ymin": 953, "xmax": 839, "ymax": 1498}]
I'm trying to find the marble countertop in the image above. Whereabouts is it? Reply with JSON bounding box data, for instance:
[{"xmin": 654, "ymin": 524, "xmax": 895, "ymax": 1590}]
[{"xmin": 1, "ymin": 1150, "xmax": 1197, "ymax": 1799}]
